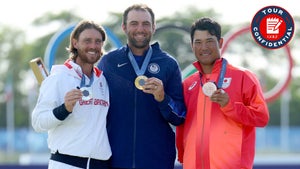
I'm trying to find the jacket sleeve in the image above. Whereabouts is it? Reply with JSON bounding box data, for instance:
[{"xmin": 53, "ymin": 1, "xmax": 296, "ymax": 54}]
[
  {"xmin": 221, "ymin": 71, "xmax": 269, "ymax": 127},
  {"xmin": 158, "ymin": 62, "xmax": 186, "ymax": 126},
  {"xmin": 31, "ymin": 75, "xmax": 67, "ymax": 132},
  {"xmin": 176, "ymin": 123, "xmax": 184, "ymax": 163}
]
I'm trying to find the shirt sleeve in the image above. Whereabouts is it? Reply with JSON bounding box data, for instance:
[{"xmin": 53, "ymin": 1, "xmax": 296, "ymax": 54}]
[
  {"xmin": 176, "ymin": 123, "xmax": 184, "ymax": 163},
  {"xmin": 158, "ymin": 61, "xmax": 186, "ymax": 126},
  {"xmin": 221, "ymin": 71, "xmax": 269, "ymax": 127},
  {"xmin": 31, "ymin": 75, "xmax": 67, "ymax": 132}
]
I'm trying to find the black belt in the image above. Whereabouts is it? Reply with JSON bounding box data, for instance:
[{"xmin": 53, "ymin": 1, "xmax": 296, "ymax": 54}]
[{"xmin": 50, "ymin": 151, "xmax": 110, "ymax": 169}]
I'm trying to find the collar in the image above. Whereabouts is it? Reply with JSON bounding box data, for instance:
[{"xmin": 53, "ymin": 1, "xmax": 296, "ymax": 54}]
[
  {"xmin": 64, "ymin": 59, "xmax": 101, "ymax": 77},
  {"xmin": 193, "ymin": 58, "xmax": 224, "ymax": 75}
]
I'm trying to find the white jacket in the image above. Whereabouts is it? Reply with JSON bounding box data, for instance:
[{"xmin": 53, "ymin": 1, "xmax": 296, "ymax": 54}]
[{"xmin": 32, "ymin": 60, "xmax": 111, "ymax": 160}]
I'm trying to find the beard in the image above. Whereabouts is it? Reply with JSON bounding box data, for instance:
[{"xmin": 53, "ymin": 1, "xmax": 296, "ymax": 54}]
[
  {"xmin": 76, "ymin": 48, "xmax": 101, "ymax": 65},
  {"xmin": 128, "ymin": 35, "xmax": 151, "ymax": 49}
]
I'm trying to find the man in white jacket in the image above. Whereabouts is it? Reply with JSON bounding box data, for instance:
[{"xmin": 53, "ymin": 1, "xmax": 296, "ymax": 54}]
[{"xmin": 31, "ymin": 20, "xmax": 111, "ymax": 169}]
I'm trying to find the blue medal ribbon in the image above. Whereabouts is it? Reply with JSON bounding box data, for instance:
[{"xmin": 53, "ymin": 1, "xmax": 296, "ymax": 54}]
[
  {"xmin": 199, "ymin": 58, "xmax": 227, "ymax": 89},
  {"xmin": 128, "ymin": 47, "xmax": 153, "ymax": 76},
  {"xmin": 80, "ymin": 72, "xmax": 94, "ymax": 88},
  {"xmin": 217, "ymin": 58, "xmax": 227, "ymax": 89}
]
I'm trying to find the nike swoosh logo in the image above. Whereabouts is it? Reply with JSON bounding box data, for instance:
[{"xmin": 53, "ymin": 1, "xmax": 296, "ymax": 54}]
[{"xmin": 117, "ymin": 62, "xmax": 128, "ymax": 67}]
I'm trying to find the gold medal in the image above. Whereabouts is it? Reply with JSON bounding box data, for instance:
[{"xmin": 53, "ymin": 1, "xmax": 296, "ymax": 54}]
[
  {"xmin": 134, "ymin": 75, "xmax": 148, "ymax": 90},
  {"xmin": 80, "ymin": 87, "xmax": 92, "ymax": 101},
  {"xmin": 202, "ymin": 82, "xmax": 217, "ymax": 97}
]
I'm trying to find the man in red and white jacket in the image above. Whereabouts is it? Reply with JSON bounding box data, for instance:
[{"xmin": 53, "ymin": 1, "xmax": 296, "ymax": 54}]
[{"xmin": 176, "ymin": 17, "xmax": 269, "ymax": 169}]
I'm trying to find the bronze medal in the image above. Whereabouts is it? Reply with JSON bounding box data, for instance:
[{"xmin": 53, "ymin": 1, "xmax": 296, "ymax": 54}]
[{"xmin": 202, "ymin": 82, "xmax": 217, "ymax": 97}]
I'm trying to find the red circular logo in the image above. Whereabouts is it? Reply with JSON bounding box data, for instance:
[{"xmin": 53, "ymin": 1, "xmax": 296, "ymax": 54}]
[
  {"xmin": 259, "ymin": 14, "xmax": 286, "ymax": 41},
  {"xmin": 251, "ymin": 6, "xmax": 294, "ymax": 49}
]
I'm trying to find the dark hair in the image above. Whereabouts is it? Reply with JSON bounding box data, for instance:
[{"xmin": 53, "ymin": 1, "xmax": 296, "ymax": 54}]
[
  {"xmin": 122, "ymin": 4, "xmax": 155, "ymax": 25},
  {"xmin": 67, "ymin": 20, "xmax": 106, "ymax": 60},
  {"xmin": 190, "ymin": 17, "xmax": 221, "ymax": 43}
]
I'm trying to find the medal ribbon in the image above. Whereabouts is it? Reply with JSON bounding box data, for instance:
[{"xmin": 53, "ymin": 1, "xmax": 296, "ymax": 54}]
[
  {"xmin": 128, "ymin": 47, "xmax": 153, "ymax": 76},
  {"xmin": 217, "ymin": 58, "xmax": 227, "ymax": 89},
  {"xmin": 80, "ymin": 72, "xmax": 94, "ymax": 88},
  {"xmin": 199, "ymin": 58, "xmax": 227, "ymax": 89},
  {"xmin": 64, "ymin": 59, "xmax": 94, "ymax": 88}
]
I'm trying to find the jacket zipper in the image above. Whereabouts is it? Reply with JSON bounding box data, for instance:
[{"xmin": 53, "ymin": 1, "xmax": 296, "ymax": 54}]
[
  {"xmin": 200, "ymin": 95, "xmax": 207, "ymax": 169},
  {"xmin": 132, "ymin": 89, "xmax": 137, "ymax": 168}
]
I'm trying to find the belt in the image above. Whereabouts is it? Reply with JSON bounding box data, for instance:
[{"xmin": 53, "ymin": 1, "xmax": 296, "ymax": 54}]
[{"xmin": 50, "ymin": 151, "xmax": 110, "ymax": 169}]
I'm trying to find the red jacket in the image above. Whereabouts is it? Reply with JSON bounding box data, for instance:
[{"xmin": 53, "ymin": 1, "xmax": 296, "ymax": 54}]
[{"xmin": 176, "ymin": 58, "xmax": 269, "ymax": 169}]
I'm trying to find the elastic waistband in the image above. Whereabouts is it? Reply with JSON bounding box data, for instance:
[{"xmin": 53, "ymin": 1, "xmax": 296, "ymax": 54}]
[{"xmin": 50, "ymin": 151, "xmax": 110, "ymax": 169}]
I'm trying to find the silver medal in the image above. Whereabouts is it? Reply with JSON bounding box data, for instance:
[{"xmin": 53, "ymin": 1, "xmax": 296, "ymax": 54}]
[{"xmin": 80, "ymin": 87, "xmax": 92, "ymax": 101}]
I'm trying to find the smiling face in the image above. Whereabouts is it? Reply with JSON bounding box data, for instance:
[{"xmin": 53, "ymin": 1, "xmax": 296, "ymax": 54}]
[
  {"xmin": 73, "ymin": 28, "xmax": 104, "ymax": 65},
  {"xmin": 122, "ymin": 9, "xmax": 155, "ymax": 54},
  {"xmin": 191, "ymin": 30, "xmax": 223, "ymax": 72}
]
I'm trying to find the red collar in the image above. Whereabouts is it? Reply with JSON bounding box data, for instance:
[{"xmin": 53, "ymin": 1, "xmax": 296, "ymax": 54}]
[{"xmin": 64, "ymin": 59, "xmax": 101, "ymax": 77}]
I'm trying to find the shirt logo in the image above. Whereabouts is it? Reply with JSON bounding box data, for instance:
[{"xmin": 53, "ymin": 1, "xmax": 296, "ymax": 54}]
[
  {"xmin": 222, "ymin": 77, "xmax": 231, "ymax": 89},
  {"xmin": 148, "ymin": 63, "xmax": 160, "ymax": 74},
  {"xmin": 117, "ymin": 62, "xmax": 128, "ymax": 67},
  {"xmin": 188, "ymin": 81, "xmax": 197, "ymax": 90},
  {"xmin": 251, "ymin": 6, "xmax": 294, "ymax": 49}
]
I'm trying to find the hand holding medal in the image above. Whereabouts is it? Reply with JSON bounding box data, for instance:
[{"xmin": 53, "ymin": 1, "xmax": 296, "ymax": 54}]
[
  {"xmin": 64, "ymin": 88, "xmax": 83, "ymax": 112},
  {"xmin": 202, "ymin": 82, "xmax": 217, "ymax": 97},
  {"xmin": 135, "ymin": 75, "xmax": 148, "ymax": 90},
  {"xmin": 136, "ymin": 76, "xmax": 165, "ymax": 102},
  {"xmin": 201, "ymin": 80, "xmax": 228, "ymax": 107},
  {"xmin": 200, "ymin": 58, "xmax": 229, "ymax": 107},
  {"xmin": 80, "ymin": 87, "xmax": 92, "ymax": 101},
  {"xmin": 128, "ymin": 46, "xmax": 164, "ymax": 101},
  {"xmin": 210, "ymin": 89, "xmax": 229, "ymax": 107}
]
